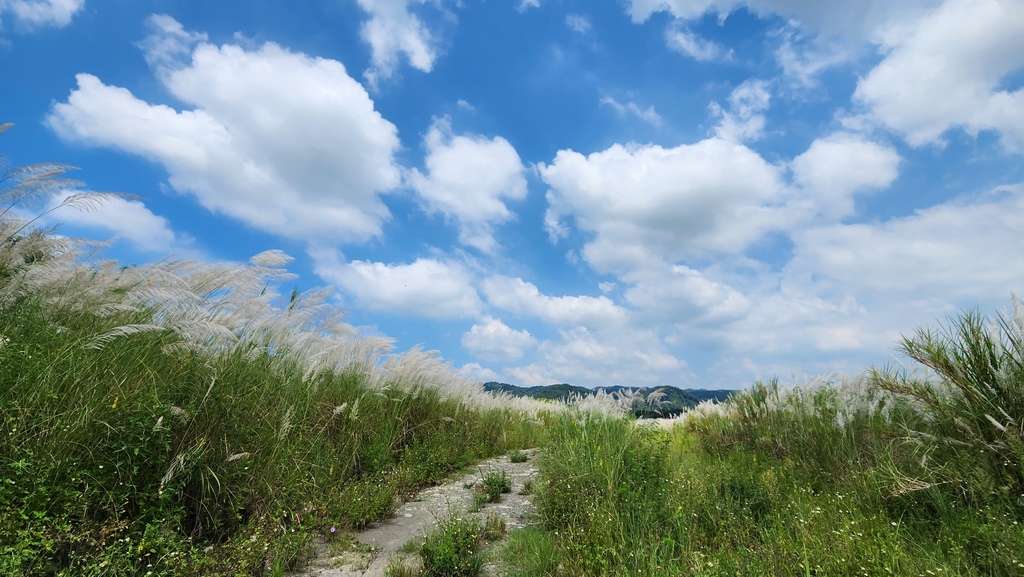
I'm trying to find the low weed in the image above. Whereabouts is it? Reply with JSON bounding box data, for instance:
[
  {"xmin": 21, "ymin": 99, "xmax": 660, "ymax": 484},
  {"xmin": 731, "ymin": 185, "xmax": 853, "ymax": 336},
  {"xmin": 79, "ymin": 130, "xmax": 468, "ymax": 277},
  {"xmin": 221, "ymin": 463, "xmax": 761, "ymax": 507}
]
[
  {"xmin": 481, "ymin": 514, "xmax": 507, "ymax": 541},
  {"xmin": 499, "ymin": 527, "xmax": 560, "ymax": 577},
  {"xmin": 481, "ymin": 470, "xmax": 512, "ymax": 503},
  {"xmin": 419, "ymin": 515, "xmax": 483, "ymax": 577},
  {"xmin": 508, "ymin": 450, "xmax": 528, "ymax": 463},
  {"xmin": 470, "ymin": 492, "xmax": 488, "ymax": 512},
  {"xmin": 384, "ymin": 557, "xmax": 418, "ymax": 577}
]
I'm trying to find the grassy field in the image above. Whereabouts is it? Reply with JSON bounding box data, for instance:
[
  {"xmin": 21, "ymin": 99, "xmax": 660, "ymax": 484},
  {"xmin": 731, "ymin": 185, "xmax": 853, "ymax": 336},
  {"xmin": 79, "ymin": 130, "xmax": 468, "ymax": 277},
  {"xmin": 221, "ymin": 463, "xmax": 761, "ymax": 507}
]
[
  {"xmin": 502, "ymin": 306, "xmax": 1024, "ymax": 575},
  {"xmin": 5, "ymin": 128, "xmax": 1024, "ymax": 576}
]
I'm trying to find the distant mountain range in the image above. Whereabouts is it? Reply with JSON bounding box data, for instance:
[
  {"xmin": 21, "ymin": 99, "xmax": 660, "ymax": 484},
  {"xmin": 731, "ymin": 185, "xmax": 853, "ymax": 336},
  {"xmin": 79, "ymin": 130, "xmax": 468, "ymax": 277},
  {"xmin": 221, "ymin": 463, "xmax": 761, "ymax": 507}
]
[{"xmin": 482, "ymin": 382, "xmax": 735, "ymax": 418}]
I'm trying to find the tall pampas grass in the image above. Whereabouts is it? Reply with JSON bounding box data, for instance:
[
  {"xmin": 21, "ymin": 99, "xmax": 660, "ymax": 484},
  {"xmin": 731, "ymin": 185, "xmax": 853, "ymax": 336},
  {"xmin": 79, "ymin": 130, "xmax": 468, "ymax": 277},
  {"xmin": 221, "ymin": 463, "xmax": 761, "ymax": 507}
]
[{"xmin": 1, "ymin": 126, "xmax": 552, "ymax": 574}]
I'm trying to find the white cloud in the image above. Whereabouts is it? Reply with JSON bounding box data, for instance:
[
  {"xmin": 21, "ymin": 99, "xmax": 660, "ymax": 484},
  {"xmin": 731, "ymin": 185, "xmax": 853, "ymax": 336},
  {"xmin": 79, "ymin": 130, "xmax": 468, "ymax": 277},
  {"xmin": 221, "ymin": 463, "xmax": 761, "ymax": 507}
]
[
  {"xmin": 355, "ymin": 0, "xmax": 442, "ymax": 87},
  {"xmin": 599, "ymin": 96, "xmax": 663, "ymax": 127},
  {"xmin": 43, "ymin": 192, "xmax": 194, "ymax": 256},
  {"xmin": 504, "ymin": 326, "xmax": 687, "ymax": 388},
  {"xmin": 565, "ymin": 14, "xmax": 591, "ymax": 34},
  {"xmin": 791, "ymin": 132, "xmax": 900, "ymax": 219},
  {"xmin": 461, "ymin": 316, "xmax": 536, "ymax": 361},
  {"xmin": 665, "ymin": 23, "xmax": 726, "ymax": 61},
  {"xmin": 516, "ymin": 0, "xmax": 540, "ymax": 12},
  {"xmin": 713, "ymin": 184, "xmax": 1024, "ymax": 366},
  {"xmin": 788, "ymin": 185, "xmax": 1024, "ymax": 299},
  {"xmin": 623, "ymin": 265, "xmax": 750, "ymax": 325},
  {"xmin": 627, "ymin": 0, "xmax": 1024, "ymax": 152},
  {"xmin": 314, "ymin": 255, "xmax": 484, "ymax": 319},
  {"xmin": 711, "ymin": 79, "xmax": 771, "ymax": 141},
  {"xmin": 456, "ymin": 362, "xmax": 501, "ymax": 383},
  {"xmin": 627, "ymin": 0, "xmax": 937, "ymax": 39},
  {"xmin": 0, "ymin": 0, "xmax": 83, "ymax": 29},
  {"xmin": 46, "ymin": 16, "xmax": 401, "ymax": 247},
  {"xmin": 407, "ymin": 117, "xmax": 527, "ymax": 252},
  {"xmin": 854, "ymin": 0, "xmax": 1024, "ymax": 151},
  {"xmin": 481, "ymin": 275, "xmax": 628, "ymax": 327},
  {"xmin": 721, "ymin": 290, "xmax": 875, "ymax": 360},
  {"xmin": 136, "ymin": 13, "xmax": 207, "ymax": 70},
  {"xmin": 774, "ymin": 26, "xmax": 849, "ymax": 88},
  {"xmin": 627, "ymin": 0, "xmax": 719, "ymax": 23},
  {"xmin": 541, "ymin": 138, "xmax": 785, "ymax": 273}
]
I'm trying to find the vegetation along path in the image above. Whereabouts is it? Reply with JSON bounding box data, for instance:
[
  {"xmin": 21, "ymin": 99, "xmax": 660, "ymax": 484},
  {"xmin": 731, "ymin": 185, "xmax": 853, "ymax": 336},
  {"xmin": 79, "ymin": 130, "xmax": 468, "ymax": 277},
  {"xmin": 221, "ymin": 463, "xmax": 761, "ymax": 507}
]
[{"xmin": 294, "ymin": 449, "xmax": 540, "ymax": 577}]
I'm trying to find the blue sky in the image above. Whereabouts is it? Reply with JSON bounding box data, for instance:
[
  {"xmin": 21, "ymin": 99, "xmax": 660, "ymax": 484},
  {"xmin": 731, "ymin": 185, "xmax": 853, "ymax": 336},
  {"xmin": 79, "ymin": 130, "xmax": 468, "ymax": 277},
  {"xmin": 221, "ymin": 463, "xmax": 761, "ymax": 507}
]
[{"xmin": 3, "ymin": 0, "xmax": 1024, "ymax": 389}]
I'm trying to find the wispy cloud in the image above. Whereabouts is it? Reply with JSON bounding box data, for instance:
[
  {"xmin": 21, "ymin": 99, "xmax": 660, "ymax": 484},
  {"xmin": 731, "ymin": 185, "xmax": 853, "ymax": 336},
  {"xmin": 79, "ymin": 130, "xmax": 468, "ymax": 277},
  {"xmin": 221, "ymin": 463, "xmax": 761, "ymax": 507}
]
[
  {"xmin": 600, "ymin": 96, "xmax": 663, "ymax": 127},
  {"xmin": 665, "ymin": 23, "xmax": 727, "ymax": 62},
  {"xmin": 516, "ymin": 0, "xmax": 539, "ymax": 13},
  {"xmin": 565, "ymin": 13, "xmax": 591, "ymax": 34}
]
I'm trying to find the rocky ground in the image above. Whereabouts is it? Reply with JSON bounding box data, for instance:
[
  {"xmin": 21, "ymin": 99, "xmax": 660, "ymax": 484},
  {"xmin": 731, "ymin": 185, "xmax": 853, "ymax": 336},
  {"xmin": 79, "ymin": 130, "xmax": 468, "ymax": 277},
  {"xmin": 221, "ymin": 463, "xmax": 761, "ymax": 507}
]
[{"xmin": 293, "ymin": 449, "xmax": 541, "ymax": 577}]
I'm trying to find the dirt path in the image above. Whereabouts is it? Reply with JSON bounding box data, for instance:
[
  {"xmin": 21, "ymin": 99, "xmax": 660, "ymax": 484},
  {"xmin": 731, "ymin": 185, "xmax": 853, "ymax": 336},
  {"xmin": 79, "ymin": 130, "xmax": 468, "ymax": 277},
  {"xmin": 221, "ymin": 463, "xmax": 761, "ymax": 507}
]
[{"xmin": 293, "ymin": 449, "xmax": 541, "ymax": 577}]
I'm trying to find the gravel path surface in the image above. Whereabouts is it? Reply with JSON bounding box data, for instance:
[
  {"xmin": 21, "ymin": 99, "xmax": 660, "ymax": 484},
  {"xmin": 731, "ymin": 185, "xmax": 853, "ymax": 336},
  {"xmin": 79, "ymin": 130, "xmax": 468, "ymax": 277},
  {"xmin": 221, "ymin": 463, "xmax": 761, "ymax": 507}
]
[{"xmin": 292, "ymin": 449, "xmax": 541, "ymax": 577}]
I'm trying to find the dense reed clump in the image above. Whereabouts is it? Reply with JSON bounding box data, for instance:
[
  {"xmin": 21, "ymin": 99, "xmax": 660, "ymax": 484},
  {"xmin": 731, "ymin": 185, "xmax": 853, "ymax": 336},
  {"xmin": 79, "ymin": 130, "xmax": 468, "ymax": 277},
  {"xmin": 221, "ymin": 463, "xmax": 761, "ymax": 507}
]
[
  {"xmin": 0, "ymin": 128, "xmax": 550, "ymax": 575},
  {"xmin": 870, "ymin": 303, "xmax": 1024, "ymax": 502},
  {"xmin": 505, "ymin": 303, "xmax": 1024, "ymax": 576}
]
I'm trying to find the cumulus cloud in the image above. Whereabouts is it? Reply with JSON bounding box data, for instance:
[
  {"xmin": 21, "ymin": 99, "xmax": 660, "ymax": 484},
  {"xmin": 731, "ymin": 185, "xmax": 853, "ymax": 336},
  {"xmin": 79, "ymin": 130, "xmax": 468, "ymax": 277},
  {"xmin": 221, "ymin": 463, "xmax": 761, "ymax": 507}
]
[
  {"xmin": 718, "ymin": 184, "xmax": 1024, "ymax": 369},
  {"xmin": 355, "ymin": 0, "xmax": 442, "ymax": 87},
  {"xmin": 461, "ymin": 316, "xmax": 536, "ymax": 361},
  {"xmin": 541, "ymin": 138, "xmax": 785, "ymax": 273},
  {"xmin": 0, "ymin": 0, "xmax": 83, "ymax": 29},
  {"xmin": 623, "ymin": 265, "xmax": 750, "ymax": 325},
  {"xmin": 854, "ymin": 0, "xmax": 1024, "ymax": 151},
  {"xmin": 481, "ymin": 275, "xmax": 628, "ymax": 327},
  {"xmin": 504, "ymin": 326, "xmax": 687, "ymax": 388},
  {"xmin": 788, "ymin": 185, "xmax": 1024, "ymax": 299},
  {"xmin": 46, "ymin": 16, "xmax": 401, "ymax": 247},
  {"xmin": 313, "ymin": 255, "xmax": 483, "ymax": 319},
  {"xmin": 625, "ymin": 0, "xmax": 1024, "ymax": 152},
  {"xmin": 456, "ymin": 362, "xmax": 501, "ymax": 383},
  {"xmin": 407, "ymin": 117, "xmax": 527, "ymax": 252},
  {"xmin": 599, "ymin": 96, "xmax": 663, "ymax": 127},
  {"xmin": 791, "ymin": 132, "xmax": 900, "ymax": 219}
]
